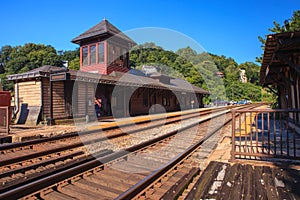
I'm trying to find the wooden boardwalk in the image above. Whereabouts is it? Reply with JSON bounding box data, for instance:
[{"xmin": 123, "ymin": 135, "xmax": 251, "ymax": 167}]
[{"xmin": 187, "ymin": 161, "xmax": 300, "ymax": 200}]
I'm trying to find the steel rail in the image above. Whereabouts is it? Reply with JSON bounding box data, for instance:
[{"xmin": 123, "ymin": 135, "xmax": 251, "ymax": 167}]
[
  {"xmin": 0, "ymin": 108, "xmax": 212, "ymax": 151},
  {"xmin": 115, "ymin": 112, "xmax": 233, "ymax": 199},
  {"xmin": 0, "ymin": 110, "xmax": 204, "ymax": 166},
  {"xmin": 0, "ymin": 108, "xmax": 230, "ymax": 199},
  {"xmin": 117, "ymin": 104, "xmax": 260, "ymax": 199},
  {"xmin": 0, "ymin": 109, "xmax": 212, "ymax": 191}
]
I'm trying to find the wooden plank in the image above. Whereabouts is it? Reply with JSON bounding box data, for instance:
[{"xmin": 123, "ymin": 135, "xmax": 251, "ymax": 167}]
[
  {"xmin": 187, "ymin": 162, "xmax": 300, "ymax": 200},
  {"xmin": 241, "ymin": 164, "xmax": 255, "ymax": 200},
  {"xmin": 262, "ymin": 166, "xmax": 278, "ymax": 199},
  {"xmin": 272, "ymin": 167, "xmax": 300, "ymax": 199},
  {"xmin": 253, "ymin": 165, "xmax": 267, "ymax": 199},
  {"xmin": 89, "ymin": 173, "xmax": 133, "ymax": 191},
  {"xmin": 161, "ymin": 167, "xmax": 200, "ymax": 199},
  {"xmin": 218, "ymin": 163, "xmax": 241, "ymax": 199},
  {"xmin": 43, "ymin": 191, "xmax": 75, "ymax": 200},
  {"xmin": 25, "ymin": 106, "xmax": 42, "ymax": 126},
  {"xmin": 185, "ymin": 161, "xmax": 224, "ymax": 199},
  {"xmin": 73, "ymin": 179, "xmax": 119, "ymax": 198},
  {"xmin": 229, "ymin": 164, "xmax": 244, "ymax": 200},
  {"xmin": 58, "ymin": 184, "xmax": 102, "ymax": 199}
]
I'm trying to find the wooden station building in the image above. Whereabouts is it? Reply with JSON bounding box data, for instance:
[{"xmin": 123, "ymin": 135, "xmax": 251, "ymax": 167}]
[
  {"xmin": 7, "ymin": 19, "xmax": 209, "ymax": 125},
  {"xmin": 260, "ymin": 31, "xmax": 300, "ymax": 122}
]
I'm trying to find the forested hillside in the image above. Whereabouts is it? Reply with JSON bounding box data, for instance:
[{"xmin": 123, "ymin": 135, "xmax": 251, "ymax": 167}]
[
  {"xmin": 0, "ymin": 43, "xmax": 80, "ymax": 91},
  {"xmin": 130, "ymin": 43, "xmax": 270, "ymax": 104}
]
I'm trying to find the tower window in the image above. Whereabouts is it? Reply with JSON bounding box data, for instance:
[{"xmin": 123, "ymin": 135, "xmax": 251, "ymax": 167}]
[
  {"xmin": 108, "ymin": 44, "xmax": 114, "ymax": 65},
  {"xmin": 82, "ymin": 46, "xmax": 88, "ymax": 66},
  {"xmin": 90, "ymin": 45, "xmax": 96, "ymax": 64},
  {"xmin": 115, "ymin": 46, "xmax": 121, "ymax": 64},
  {"xmin": 98, "ymin": 42, "xmax": 104, "ymax": 63}
]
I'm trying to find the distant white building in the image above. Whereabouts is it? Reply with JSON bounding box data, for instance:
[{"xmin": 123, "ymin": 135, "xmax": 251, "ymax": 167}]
[
  {"xmin": 239, "ymin": 69, "xmax": 247, "ymax": 83},
  {"xmin": 142, "ymin": 65, "xmax": 158, "ymax": 75}
]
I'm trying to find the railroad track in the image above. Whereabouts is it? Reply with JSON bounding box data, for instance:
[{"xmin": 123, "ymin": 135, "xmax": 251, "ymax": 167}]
[
  {"xmin": 0, "ymin": 105, "xmax": 259, "ymax": 199},
  {"xmin": 0, "ymin": 107, "xmax": 223, "ymax": 193}
]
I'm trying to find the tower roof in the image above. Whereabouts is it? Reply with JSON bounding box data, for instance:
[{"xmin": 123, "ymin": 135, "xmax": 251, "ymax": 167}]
[{"xmin": 71, "ymin": 19, "xmax": 136, "ymax": 45}]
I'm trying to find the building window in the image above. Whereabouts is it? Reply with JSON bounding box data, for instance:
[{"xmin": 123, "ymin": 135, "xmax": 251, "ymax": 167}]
[
  {"xmin": 122, "ymin": 49, "xmax": 128, "ymax": 67},
  {"xmin": 115, "ymin": 46, "xmax": 121, "ymax": 65},
  {"xmin": 162, "ymin": 95, "xmax": 170, "ymax": 106},
  {"xmin": 82, "ymin": 46, "xmax": 88, "ymax": 66},
  {"xmin": 90, "ymin": 45, "xmax": 96, "ymax": 64},
  {"xmin": 174, "ymin": 95, "xmax": 178, "ymax": 105},
  {"xmin": 108, "ymin": 44, "xmax": 114, "ymax": 64},
  {"xmin": 98, "ymin": 42, "xmax": 104, "ymax": 63},
  {"xmin": 143, "ymin": 89, "xmax": 148, "ymax": 107}
]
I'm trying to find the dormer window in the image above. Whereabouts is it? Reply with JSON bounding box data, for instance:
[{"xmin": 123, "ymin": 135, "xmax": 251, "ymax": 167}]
[
  {"xmin": 81, "ymin": 42, "xmax": 104, "ymax": 66},
  {"xmin": 90, "ymin": 45, "xmax": 96, "ymax": 64},
  {"xmin": 98, "ymin": 43, "xmax": 104, "ymax": 63},
  {"xmin": 82, "ymin": 46, "xmax": 88, "ymax": 66}
]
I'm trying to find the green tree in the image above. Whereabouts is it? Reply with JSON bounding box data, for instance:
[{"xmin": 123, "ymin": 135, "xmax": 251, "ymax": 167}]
[
  {"xmin": 226, "ymin": 81, "xmax": 262, "ymax": 102},
  {"xmin": 0, "ymin": 43, "xmax": 63, "ymax": 91},
  {"xmin": 176, "ymin": 46, "xmax": 197, "ymax": 59},
  {"xmin": 59, "ymin": 49, "xmax": 80, "ymax": 70},
  {"xmin": 68, "ymin": 57, "xmax": 80, "ymax": 70},
  {"xmin": 257, "ymin": 10, "xmax": 300, "ymax": 62},
  {"xmin": 269, "ymin": 10, "xmax": 300, "ymax": 33}
]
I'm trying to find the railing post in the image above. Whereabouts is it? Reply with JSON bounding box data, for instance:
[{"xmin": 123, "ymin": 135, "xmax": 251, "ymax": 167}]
[
  {"xmin": 231, "ymin": 109, "xmax": 236, "ymax": 161},
  {"xmin": 231, "ymin": 109, "xmax": 300, "ymax": 161},
  {"xmin": 6, "ymin": 107, "xmax": 9, "ymax": 134}
]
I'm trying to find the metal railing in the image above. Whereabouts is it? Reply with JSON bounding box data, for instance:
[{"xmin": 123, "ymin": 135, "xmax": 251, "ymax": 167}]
[
  {"xmin": 0, "ymin": 106, "xmax": 10, "ymax": 135},
  {"xmin": 231, "ymin": 109, "xmax": 300, "ymax": 161}
]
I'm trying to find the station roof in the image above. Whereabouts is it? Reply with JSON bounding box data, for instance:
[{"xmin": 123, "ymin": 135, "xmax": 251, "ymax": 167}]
[
  {"xmin": 71, "ymin": 19, "xmax": 136, "ymax": 45},
  {"xmin": 260, "ymin": 31, "xmax": 300, "ymax": 86},
  {"xmin": 6, "ymin": 65, "xmax": 64, "ymax": 80},
  {"xmin": 7, "ymin": 66, "xmax": 209, "ymax": 95}
]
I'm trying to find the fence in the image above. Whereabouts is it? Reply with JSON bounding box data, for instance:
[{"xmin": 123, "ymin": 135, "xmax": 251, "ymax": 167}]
[
  {"xmin": 231, "ymin": 109, "xmax": 300, "ymax": 161},
  {"xmin": 0, "ymin": 106, "xmax": 10, "ymax": 134}
]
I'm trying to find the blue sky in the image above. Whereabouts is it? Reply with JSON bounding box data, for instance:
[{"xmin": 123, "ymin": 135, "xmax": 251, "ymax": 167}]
[{"xmin": 1, "ymin": 0, "xmax": 298, "ymax": 64}]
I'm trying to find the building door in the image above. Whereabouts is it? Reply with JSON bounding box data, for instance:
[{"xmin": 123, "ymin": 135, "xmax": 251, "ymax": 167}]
[
  {"xmin": 65, "ymin": 81, "xmax": 73, "ymax": 117},
  {"xmin": 150, "ymin": 92, "xmax": 156, "ymax": 113}
]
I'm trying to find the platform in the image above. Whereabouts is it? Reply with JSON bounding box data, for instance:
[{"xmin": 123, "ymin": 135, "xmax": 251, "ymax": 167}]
[
  {"xmin": 6, "ymin": 108, "xmax": 208, "ymax": 143},
  {"xmin": 190, "ymin": 105, "xmax": 300, "ymax": 200},
  {"xmin": 187, "ymin": 161, "xmax": 300, "ymax": 199}
]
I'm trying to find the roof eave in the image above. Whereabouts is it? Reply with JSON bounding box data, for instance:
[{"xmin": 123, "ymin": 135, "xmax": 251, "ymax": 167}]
[{"xmin": 7, "ymin": 71, "xmax": 47, "ymax": 81}]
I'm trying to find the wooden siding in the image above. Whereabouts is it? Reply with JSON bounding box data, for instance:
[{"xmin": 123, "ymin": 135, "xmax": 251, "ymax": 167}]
[
  {"xmin": 130, "ymin": 88, "xmax": 149, "ymax": 115},
  {"xmin": 107, "ymin": 64, "xmax": 129, "ymax": 75},
  {"xmin": 87, "ymin": 82, "xmax": 96, "ymax": 117},
  {"xmin": 79, "ymin": 39, "xmax": 130, "ymax": 75},
  {"xmin": 42, "ymin": 79, "xmax": 66, "ymax": 119},
  {"xmin": 76, "ymin": 82, "xmax": 87, "ymax": 116},
  {"xmin": 129, "ymin": 88, "xmax": 185, "ymax": 116},
  {"xmin": 42, "ymin": 78, "xmax": 50, "ymax": 118},
  {"xmin": 74, "ymin": 81, "xmax": 96, "ymax": 118},
  {"xmin": 17, "ymin": 80, "xmax": 41, "ymax": 106},
  {"xmin": 65, "ymin": 81, "xmax": 74, "ymax": 118},
  {"xmin": 52, "ymin": 81, "xmax": 66, "ymax": 119},
  {"xmin": 80, "ymin": 63, "xmax": 108, "ymax": 74}
]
